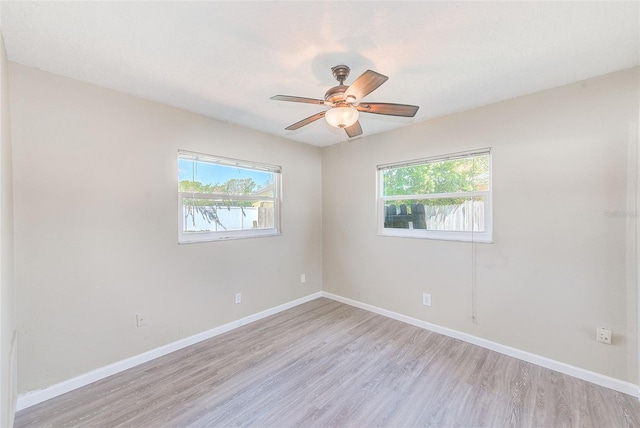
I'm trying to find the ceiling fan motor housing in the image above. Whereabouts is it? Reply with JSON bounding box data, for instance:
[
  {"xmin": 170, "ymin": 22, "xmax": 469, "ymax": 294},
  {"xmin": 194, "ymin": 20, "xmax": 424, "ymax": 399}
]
[{"xmin": 324, "ymin": 85, "xmax": 348, "ymax": 104}]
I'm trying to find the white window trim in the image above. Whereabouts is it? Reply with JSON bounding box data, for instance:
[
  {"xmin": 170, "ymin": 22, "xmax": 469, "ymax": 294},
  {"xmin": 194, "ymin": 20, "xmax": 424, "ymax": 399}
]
[
  {"xmin": 376, "ymin": 149, "xmax": 493, "ymax": 243},
  {"xmin": 178, "ymin": 151, "xmax": 282, "ymax": 244}
]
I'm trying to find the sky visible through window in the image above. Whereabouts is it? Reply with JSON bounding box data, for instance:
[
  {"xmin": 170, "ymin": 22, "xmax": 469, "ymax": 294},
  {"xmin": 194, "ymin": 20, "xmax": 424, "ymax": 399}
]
[{"xmin": 178, "ymin": 159, "xmax": 273, "ymax": 189}]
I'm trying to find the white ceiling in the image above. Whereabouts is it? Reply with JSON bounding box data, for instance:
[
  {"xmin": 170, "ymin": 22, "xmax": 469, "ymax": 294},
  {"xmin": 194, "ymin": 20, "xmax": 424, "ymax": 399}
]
[{"xmin": 1, "ymin": 1, "xmax": 639, "ymax": 147}]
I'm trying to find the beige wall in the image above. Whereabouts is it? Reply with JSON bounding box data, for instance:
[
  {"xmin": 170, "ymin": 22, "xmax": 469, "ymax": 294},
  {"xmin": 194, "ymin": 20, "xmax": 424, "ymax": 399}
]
[
  {"xmin": 322, "ymin": 68, "xmax": 640, "ymax": 383},
  {"xmin": 9, "ymin": 63, "xmax": 323, "ymax": 393},
  {"xmin": 0, "ymin": 34, "xmax": 17, "ymax": 426},
  {"xmin": 8, "ymin": 59, "xmax": 639, "ymax": 396}
]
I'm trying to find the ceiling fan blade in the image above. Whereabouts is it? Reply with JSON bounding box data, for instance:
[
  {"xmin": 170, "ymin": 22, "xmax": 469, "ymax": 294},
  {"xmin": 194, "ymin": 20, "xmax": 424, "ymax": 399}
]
[
  {"xmin": 271, "ymin": 95, "xmax": 325, "ymax": 105},
  {"xmin": 285, "ymin": 111, "xmax": 326, "ymax": 130},
  {"xmin": 357, "ymin": 102, "xmax": 419, "ymax": 117},
  {"xmin": 344, "ymin": 70, "xmax": 388, "ymax": 101},
  {"xmin": 344, "ymin": 121, "xmax": 363, "ymax": 138}
]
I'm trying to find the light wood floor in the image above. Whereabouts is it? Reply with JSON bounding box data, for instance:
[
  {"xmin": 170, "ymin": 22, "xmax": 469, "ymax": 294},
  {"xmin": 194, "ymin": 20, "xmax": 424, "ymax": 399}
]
[{"xmin": 15, "ymin": 298, "xmax": 640, "ymax": 427}]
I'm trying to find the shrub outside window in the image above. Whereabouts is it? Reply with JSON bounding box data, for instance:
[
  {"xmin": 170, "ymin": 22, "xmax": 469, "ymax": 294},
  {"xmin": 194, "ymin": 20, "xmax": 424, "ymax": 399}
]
[
  {"xmin": 178, "ymin": 151, "xmax": 281, "ymax": 243},
  {"xmin": 377, "ymin": 150, "xmax": 492, "ymax": 242}
]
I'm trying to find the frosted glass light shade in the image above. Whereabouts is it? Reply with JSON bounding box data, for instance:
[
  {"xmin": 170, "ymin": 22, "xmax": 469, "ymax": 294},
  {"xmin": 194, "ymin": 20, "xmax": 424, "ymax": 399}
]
[{"xmin": 325, "ymin": 106, "xmax": 359, "ymax": 128}]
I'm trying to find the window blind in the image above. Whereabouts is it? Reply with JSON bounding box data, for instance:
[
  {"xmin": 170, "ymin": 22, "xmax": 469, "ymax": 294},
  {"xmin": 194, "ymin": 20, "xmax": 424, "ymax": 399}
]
[
  {"xmin": 178, "ymin": 150, "xmax": 282, "ymax": 174},
  {"xmin": 377, "ymin": 148, "xmax": 491, "ymax": 171}
]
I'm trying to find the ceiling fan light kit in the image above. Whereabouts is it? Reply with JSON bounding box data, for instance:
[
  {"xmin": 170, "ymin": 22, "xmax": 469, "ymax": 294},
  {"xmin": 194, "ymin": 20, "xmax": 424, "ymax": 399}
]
[
  {"xmin": 325, "ymin": 106, "xmax": 359, "ymax": 128},
  {"xmin": 271, "ymin": 65, "xmax": 419, "ymax": 139}
]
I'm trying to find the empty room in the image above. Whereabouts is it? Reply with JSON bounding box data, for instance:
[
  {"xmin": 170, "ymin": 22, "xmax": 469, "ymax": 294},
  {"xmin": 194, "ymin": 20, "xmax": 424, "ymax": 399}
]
[{"xmin": 1, "ymin": 1, "xmax": 639, "ymax": 427}]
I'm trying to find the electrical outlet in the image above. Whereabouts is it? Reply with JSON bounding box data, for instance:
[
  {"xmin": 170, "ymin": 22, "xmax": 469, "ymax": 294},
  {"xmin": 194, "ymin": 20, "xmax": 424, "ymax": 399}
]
[
  {"xmin": 596, "ymin": 327, "xmax": 611, "ymax": 344},
  {"xmin": 136, "ymin": 313, "xmax": 148, "ymax": 327},
  {"xmin": 422, "ymin": 293, "xmax": 432, "ymax": 307},
  {"xmin": 301, "ymin": 274, "xmax": 306, "ymax": 283},
  {"xmin": 235, "ymin": 293, "xmax": 241, "ymax": 304}
]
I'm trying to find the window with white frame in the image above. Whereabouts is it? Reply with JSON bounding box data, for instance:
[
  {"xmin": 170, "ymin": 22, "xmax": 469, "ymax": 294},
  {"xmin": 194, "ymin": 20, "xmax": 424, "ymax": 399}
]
[
  {"xmin": 178, "ymin": 151, "xmax": 281, "ymax": 243},
  {"xmin": 377, "ymin": 149, "xmax": 492, "ymax": 242}
]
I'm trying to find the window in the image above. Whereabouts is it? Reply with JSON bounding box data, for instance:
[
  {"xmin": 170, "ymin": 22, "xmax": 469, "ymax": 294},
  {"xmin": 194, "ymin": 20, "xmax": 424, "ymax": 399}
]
[
  {"xmin": 178, "ymin": 151, "xmax": 281, "ymax": 243},
  {"xmin": 377, "ymin": 149, "xmax": 492, "ymax": 242}
]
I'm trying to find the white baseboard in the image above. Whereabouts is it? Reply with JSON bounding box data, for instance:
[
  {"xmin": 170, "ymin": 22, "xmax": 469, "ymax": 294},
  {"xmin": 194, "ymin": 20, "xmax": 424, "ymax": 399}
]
[
  {"xmin": 17, "ymin": 289, "xmax": 639, "ymax": 411},
  {"xmin": 16, "ymin": 291, "xmax": 323, "ymax": 411},
  {"xmin": 322, "ymin": 291, "xmax": 640, "ymax": 398}
]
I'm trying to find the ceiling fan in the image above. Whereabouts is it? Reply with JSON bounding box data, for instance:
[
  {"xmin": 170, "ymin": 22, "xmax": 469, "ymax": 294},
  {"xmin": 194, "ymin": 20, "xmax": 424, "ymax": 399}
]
[{"xmin": 271, "ymin": 65, "xmax": 419, "ymax": 138}]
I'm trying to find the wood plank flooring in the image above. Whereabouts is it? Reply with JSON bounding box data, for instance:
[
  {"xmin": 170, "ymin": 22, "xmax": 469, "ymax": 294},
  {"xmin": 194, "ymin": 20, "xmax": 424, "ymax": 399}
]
[{"xmin": 15, "ymin": 298, "xmax": 640, "ymax": 427}]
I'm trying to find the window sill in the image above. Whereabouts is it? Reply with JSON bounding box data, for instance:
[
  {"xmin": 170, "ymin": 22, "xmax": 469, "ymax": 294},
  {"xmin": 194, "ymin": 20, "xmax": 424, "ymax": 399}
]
[
  {"xmin": 178, "ymin": 230, "xmax": 281, "ymax": 244},
  {"xmin": 377, "ymin": 230, "xmax": 493, "ymax": 244}
]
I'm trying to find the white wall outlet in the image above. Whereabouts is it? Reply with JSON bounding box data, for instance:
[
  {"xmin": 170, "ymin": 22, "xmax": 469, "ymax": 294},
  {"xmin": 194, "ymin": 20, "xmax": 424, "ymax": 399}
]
[
  {"xmin": 136, "ymin": 313, "xmax": 148, "ymax": 327},
  {"xmin": 235, "ymin": 293, "xmax": 242, "ymax": 304},
  {"xmin": 596, "ymin": 327, "xmax": 611, "ymax": 344},
  {"xmin": 301, "ymin": 274, "xmax": 306, "ymax": 283},
  {"xmin": 422, "ymin": 293, "xmax": 432, "ymax": 307}
]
